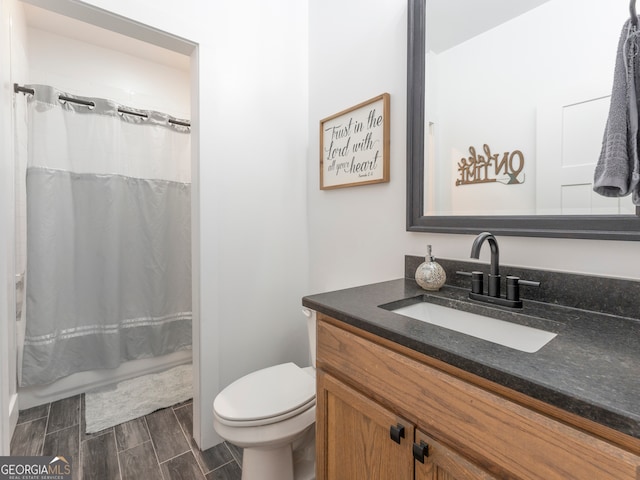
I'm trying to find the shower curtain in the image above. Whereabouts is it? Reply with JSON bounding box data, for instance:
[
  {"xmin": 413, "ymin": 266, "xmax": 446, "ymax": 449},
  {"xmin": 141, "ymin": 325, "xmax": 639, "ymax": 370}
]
[{"xmin": 21, "ymin": 84, "xmax": 192, "ymax": 387}]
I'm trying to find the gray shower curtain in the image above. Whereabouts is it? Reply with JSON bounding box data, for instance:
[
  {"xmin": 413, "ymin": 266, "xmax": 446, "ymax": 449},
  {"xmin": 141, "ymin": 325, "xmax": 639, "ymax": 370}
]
[{"xmin": 21, "ymin": 85, "xmax": 192, "ymax": 387}]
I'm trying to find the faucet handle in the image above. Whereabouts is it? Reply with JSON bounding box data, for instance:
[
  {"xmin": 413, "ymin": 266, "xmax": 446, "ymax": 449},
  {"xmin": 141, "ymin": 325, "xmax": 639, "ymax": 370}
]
[
  {"xmin": 506, "ymin": 276, "xmax": 540, "ymax": 302},
  {"xmin": 471, "ymin": 271, "xmax": 484, "ymax": 294},
  {"xmin": 456, "ymin": 270, "xmax": 484, "ymax": 294}
]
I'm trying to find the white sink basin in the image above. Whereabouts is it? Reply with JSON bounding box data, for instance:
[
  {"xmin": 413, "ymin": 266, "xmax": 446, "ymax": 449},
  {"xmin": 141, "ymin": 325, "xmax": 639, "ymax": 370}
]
[{"xmin": 390, "ymin": 301, "xmax": 557, "ymax": 353}]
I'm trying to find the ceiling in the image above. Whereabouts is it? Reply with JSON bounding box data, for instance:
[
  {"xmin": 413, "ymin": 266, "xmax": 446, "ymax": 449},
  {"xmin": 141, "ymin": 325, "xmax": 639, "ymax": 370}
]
[{"xmin": 427, "ymin": 0, "xmax": 552, "ymax": 53}]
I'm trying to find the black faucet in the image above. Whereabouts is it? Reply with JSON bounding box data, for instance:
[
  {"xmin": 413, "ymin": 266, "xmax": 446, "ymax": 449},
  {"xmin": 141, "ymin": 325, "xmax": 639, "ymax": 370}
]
[
  {"xmin": 470, "ymin": 232, "xmax": 501, "ymax": 297},
  {"xmin": 456, "ymin": 232, "xmax": 541, "ymax": 309}
]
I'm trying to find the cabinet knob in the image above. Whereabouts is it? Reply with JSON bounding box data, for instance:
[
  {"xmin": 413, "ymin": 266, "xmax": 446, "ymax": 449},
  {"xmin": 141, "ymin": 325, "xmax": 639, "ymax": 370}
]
[
  {"xmin": 412, "ymin": 441, "xmax": 429, "ymax": 463},
  {"xmin": 389, "ymin": 423, "xmax": 405, "ymax": 444}
]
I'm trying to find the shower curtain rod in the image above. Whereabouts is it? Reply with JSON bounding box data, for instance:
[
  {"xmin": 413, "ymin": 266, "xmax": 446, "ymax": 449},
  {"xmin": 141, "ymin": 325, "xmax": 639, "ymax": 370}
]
[{"xmin": 13, "ymin": 83, "xmax": 191, "ymax": 128}]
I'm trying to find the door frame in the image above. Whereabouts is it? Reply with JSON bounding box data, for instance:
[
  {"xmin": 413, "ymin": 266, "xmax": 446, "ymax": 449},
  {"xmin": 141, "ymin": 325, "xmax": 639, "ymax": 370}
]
[{"xmin": 0, "ymin": 0, "xmax": 203, "ymax": 452}]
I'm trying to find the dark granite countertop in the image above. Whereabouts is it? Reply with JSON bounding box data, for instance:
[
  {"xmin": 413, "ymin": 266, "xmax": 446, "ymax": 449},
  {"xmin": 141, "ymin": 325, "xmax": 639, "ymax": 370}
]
[{"xmin": 303, "ymin": 275, "xmax": 640, "ymax": 440}]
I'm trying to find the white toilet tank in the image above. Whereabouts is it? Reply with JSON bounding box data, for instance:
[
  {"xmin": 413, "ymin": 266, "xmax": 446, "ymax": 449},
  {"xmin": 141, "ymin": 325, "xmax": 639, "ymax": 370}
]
[{"xmin": 302, "ymin": 309, "xmax": 317, "ymax": 368}]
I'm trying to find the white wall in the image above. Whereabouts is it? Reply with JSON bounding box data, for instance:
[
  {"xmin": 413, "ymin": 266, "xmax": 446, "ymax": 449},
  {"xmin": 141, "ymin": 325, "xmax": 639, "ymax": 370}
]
[
  {"xmin": 308, "ymin": 0, "xmax": 409, "ymax": 293},
  {"xmin": 308, "ymin": 0, "xmax": 640, "ymax": 303},
  {"xmin": 26, "ymin": 25, "xmax": 190, "ymax": 116}
]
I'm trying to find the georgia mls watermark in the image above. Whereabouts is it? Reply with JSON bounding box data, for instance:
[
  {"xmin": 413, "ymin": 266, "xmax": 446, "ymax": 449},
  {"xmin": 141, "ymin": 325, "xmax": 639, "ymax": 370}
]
[{"xmin": 0, "ymin": 456, "xmax": 72, "ymax": 480}]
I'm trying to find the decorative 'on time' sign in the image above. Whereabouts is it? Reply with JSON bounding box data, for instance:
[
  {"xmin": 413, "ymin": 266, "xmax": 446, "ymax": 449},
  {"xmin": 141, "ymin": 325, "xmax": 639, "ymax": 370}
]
[
  {"xmin": 320, "ymin": 93, "xmax": 390, "ymax": 190},
  {"xmin": 456, "ymin": 144, "xmax": 525, "ymax": 186}
]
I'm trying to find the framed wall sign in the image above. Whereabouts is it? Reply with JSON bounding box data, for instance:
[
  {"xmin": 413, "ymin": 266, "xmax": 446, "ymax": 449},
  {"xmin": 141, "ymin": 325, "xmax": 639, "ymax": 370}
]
[{"xmin": 320, "ymin": 93, "xmax": 390, "ymax": 189}]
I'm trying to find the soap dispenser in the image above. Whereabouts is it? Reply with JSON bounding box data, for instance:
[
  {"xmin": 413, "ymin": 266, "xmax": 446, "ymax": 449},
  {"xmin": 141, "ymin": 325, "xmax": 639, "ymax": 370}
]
[{"xmin": 415, "ymin": 245, "xmax": 446, "ymax": 291}]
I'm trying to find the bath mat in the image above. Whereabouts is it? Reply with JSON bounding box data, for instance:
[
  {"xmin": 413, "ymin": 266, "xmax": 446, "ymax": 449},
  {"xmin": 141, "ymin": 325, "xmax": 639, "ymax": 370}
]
[{"xmin": 84, "ymin": 364, "xmax": 192, "ymax": 433}]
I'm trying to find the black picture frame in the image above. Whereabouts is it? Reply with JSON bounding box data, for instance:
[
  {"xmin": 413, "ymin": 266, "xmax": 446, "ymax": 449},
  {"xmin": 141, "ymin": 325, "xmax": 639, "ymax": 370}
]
[{"xmin": 406, "ymin": 0, "xmax": 640, "ymax": 241}]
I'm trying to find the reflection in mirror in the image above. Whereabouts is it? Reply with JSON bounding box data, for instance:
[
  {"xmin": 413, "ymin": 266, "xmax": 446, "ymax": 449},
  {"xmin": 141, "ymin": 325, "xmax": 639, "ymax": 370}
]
[
  {"xmin": 424, "ymin": 0, "xmax": 632, "ymax": 216},
  {"xmin": 406, "ymin": 0, "xmax": 640, "ymax": 240}
]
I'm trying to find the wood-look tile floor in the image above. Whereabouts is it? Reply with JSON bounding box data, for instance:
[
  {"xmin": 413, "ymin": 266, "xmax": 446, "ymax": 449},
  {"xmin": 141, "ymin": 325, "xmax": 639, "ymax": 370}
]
[{"xmin": 10, "ymin": 395, "xmax": 242, "ymax": 480}]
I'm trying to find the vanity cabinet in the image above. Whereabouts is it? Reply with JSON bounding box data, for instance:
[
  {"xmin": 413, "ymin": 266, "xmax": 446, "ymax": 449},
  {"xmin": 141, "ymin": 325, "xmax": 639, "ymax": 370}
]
[
  {"xmin": 319, "ymin": 371, "xmax": 413, "ymax": 479},
  {"xmin": 319, "ymin": 369, "xmax": 496, "ymax": 480},
  {"xmin": 315, "ymin": 313, "xmax": 640, "ymax": 480}
]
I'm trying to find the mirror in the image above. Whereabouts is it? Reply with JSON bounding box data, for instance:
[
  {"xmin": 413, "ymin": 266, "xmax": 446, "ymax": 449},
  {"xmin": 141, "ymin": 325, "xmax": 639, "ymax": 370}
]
[{"xmin": 407, "ymin": 0, "xmax": 640, "ymax": 240}]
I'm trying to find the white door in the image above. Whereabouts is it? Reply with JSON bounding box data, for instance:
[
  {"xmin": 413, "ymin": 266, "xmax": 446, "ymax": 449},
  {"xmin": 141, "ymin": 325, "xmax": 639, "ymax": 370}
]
[{"xmin": 537, "ymin": 94, "xmax": 636, "ymax": 215}]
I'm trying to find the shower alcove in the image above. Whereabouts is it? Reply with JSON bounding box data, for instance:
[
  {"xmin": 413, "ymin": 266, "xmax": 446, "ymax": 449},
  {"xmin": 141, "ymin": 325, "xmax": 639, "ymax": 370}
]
[{"xmin": 13, "ymin": 2, "xmax": 196, "ymax": 410}]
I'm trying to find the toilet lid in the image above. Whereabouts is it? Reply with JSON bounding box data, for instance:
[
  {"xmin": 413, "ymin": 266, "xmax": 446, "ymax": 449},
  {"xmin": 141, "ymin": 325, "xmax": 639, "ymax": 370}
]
[{"xmin": 214, "ymin": 362, "xmax": 315, "ymax": 423}]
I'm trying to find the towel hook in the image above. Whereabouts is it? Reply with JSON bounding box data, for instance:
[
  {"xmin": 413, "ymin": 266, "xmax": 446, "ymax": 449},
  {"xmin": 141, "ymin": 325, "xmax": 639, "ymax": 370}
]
[{"xmin": 632, "ymin": 0, "xmax": 638, "ymax": 26}]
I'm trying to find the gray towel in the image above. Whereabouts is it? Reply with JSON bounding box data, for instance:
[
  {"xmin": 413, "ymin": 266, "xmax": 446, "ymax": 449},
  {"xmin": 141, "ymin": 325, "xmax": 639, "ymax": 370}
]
[{"xmin": 594, "ymin": 19, "xmax": 640, "ymax": 205}]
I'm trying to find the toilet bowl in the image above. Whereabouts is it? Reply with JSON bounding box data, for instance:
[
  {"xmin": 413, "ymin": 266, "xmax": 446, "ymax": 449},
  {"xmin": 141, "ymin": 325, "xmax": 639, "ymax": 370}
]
[{"xmin": 213, "ymin": 309, "xmax": 317, "ymax": 480}]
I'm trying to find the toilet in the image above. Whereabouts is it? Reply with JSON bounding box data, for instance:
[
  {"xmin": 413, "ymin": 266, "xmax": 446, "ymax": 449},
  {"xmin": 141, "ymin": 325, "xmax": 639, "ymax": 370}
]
[{"xmin": 213, "ymin": 309, "xmax": 317, "ymax": 480}]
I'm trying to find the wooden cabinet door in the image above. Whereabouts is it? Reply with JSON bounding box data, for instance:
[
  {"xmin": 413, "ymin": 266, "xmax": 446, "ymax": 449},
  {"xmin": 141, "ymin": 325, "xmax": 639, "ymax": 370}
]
[
  {"xmin": 317, "ymin": 370, "xmax": 414, "ymax": 480},
  {"xmin": 414, "ymin": 430, "xmax": 498, "ymax": 480}
]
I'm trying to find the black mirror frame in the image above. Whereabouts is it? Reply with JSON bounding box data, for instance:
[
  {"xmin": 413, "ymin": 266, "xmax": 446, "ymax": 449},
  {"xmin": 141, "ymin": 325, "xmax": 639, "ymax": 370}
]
[{"xmin": 406, "ymin": 0, "xmax": 640, "ymax": 241}]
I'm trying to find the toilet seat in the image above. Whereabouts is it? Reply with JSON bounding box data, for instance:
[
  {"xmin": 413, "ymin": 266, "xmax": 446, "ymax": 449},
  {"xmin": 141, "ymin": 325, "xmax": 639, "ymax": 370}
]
[{"xmin": 214, "ymin": 362, "xmax": 316, "ymax": 427}]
